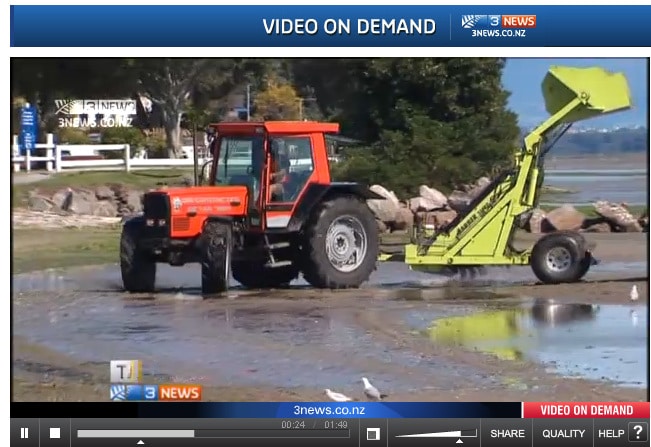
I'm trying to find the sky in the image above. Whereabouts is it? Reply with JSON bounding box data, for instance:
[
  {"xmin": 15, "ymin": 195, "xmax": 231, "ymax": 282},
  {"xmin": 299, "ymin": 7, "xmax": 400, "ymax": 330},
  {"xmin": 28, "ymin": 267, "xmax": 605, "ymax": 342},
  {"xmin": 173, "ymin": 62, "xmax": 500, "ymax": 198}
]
[{"xmin": 502, "ymin": 58, "xmax": 648, "ymax": 129}]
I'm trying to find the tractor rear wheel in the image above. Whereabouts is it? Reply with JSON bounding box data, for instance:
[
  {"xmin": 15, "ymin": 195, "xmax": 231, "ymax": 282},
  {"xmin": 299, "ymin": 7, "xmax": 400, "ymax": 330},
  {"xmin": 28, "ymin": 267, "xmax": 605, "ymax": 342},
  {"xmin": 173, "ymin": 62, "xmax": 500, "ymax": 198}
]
[
  {"xmin": 531, "ymin": 231, "xmax": 588, "ymax": 284},
  {"xmin": 200, "ymin": 221, "xmax": 232, "ymax": 295},
  {"xmin": 120, "ymin": 224, "xmax": 156, "ymax": 293},
  {"xmin": 301, "ymin": 196, "xmax": 378, "ymax": 289},
  {"xmin": 232, "ymin": 261, "xmax": 299, "ymax": 289}
]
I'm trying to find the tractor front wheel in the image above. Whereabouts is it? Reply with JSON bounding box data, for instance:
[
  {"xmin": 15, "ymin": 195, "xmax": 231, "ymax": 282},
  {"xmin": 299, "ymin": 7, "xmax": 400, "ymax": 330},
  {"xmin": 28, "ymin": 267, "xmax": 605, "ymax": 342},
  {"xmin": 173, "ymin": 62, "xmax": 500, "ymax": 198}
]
[
  {"xmin": 301, "ymin": 196, "xmax": 379, "ymax": 289},
  {"xmin": 232, "ymin": 261, "xmax": 299, "ymax": 289},
  {"xmin": 120, "ymin": 224, "xmax": 156, "ymax": 293},
  {"xmin": 200, "ymin": 221, "xmax": 232, "ymax": 295},
  {"xmin": 531, "ymin": 231, "xmax": 588, "ymax": 284}
]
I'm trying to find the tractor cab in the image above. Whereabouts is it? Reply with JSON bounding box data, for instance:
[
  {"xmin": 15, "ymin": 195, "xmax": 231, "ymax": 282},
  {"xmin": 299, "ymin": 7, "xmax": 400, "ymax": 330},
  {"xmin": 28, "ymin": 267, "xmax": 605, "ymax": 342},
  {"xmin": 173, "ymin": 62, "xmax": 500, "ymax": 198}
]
[{"xmin": 203, "ymin": 121, "xmax": 339, "ymax": 229}]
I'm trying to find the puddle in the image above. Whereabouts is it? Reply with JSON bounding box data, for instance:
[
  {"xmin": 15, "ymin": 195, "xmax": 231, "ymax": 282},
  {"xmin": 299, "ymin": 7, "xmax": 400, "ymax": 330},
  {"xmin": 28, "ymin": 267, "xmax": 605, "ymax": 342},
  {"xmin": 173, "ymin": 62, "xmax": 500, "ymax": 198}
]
[
  {"xmin": 418, "ymin": 299, "xmax": 647, "ymax": 388},
  {"xmin": 12, "ymin": 290, "xmax": 498, "ymax": 392}
]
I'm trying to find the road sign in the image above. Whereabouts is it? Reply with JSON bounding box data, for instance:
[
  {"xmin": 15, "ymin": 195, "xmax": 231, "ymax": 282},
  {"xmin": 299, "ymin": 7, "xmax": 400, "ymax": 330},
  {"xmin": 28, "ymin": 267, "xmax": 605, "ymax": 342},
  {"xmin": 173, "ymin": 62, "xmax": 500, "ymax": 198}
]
[{"xmin": 19, "ymin": 105, "xmax": 38, "ymax": 155}]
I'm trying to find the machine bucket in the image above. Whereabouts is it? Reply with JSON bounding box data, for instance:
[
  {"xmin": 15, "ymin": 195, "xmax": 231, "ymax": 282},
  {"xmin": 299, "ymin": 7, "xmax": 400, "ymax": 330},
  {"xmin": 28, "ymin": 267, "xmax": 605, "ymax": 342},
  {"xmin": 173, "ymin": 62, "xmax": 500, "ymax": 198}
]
[{"xmin": 541, "ymin": 66, "xmax": 632, "ymax": 123}]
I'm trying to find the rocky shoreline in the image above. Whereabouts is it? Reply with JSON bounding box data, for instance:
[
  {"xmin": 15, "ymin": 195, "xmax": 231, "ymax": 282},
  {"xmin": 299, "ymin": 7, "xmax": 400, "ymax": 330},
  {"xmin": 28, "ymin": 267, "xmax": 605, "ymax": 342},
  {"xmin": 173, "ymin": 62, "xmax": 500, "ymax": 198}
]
[
  {"xmin": 18, "ymin": 178, "xmax": 649, "ymax": 233},
  {"xmin": 367, "ymin": 177, "xmax": 648, "ymax": 235}
]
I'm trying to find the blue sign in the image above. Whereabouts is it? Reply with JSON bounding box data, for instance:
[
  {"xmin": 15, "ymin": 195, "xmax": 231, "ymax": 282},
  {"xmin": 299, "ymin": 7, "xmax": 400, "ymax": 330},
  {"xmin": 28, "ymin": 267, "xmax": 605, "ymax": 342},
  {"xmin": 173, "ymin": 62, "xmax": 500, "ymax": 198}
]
[{"xmin": 19, "ymin": 105, "xmax": 38, "ymax": 155}]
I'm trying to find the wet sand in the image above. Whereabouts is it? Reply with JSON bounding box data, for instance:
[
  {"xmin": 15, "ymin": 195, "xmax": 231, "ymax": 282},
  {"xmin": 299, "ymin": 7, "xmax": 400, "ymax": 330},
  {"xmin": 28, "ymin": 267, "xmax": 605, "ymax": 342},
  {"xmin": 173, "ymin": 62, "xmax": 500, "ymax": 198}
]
[{"xmin": 12, "ymin": 233, "xmax": 648, "ymax": 403}]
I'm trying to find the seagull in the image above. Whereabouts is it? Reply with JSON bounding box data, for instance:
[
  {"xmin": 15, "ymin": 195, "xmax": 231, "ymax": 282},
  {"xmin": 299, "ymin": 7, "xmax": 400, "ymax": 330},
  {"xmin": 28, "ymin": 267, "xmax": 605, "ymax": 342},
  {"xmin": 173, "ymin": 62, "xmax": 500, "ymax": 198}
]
[
  {"xmin": 630, "ymin": 285, "xmax": 639, "ymax": 301},
  {"xmin": 362, "ymin": 377, "xmax": 388, "ymax": 400},
  {"xmin": 325, "ymin": 389, "xmax": 353, "ymax": 402}
]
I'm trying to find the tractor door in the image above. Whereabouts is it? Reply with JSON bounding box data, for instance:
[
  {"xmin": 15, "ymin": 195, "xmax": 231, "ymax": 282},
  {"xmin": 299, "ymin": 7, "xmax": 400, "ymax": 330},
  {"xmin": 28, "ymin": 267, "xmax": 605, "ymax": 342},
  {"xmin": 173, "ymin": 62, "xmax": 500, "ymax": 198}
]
[
  {"xmin": 212, "ymin": 134, "xmax": 265, "ymax": 225},
  {"xmin": 264, "ymin": 134, "xmax": 319, "ymax": 228}
]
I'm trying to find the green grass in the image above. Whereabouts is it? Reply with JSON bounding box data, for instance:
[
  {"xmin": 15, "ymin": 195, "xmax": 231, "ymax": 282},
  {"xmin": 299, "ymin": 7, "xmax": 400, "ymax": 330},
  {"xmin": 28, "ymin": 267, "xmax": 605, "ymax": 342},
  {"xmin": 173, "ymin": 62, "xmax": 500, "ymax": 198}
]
[
  {"xmin": 13, "ymin": 227, "xmax": 121, "ymax": 274},
  {"xmin": 12, "ymin": 169, "xmax": 193, "ymax": 208}
]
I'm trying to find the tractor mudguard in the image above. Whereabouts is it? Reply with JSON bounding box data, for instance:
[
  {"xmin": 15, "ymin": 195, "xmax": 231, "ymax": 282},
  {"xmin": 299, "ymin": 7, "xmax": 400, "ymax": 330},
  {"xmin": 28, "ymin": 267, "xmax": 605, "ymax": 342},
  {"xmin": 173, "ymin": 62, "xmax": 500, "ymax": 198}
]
[
  {"xmin": 203, "ymin": 215, "xmax": 234, "ymax": 229},
  {"xmin": 286, "ymin": 182, "xmax": 384, "ymax": 232}
]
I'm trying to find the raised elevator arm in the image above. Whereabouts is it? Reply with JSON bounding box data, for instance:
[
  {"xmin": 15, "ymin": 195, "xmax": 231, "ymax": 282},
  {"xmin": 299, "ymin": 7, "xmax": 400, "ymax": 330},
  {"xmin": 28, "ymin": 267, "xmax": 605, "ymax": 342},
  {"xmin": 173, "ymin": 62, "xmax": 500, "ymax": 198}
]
[{"xmin": 403, "ymin": 65, "xmax": 632, "ymax": 272}]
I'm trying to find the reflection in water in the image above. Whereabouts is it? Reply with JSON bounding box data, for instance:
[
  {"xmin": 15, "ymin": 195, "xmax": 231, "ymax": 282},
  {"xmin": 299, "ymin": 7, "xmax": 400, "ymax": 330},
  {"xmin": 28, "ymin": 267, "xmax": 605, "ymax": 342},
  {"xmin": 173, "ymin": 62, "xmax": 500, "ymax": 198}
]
[
  {"xmin": 425, "ymin": 299, "xmax": 646, "ymax": 387},
  {"xmin": 427, "ymin": 308, "xmax": 527, "ymax": 361},
  {"xmin": 530, "ymin": 299, "xmax": 597, "ymax": 327}
]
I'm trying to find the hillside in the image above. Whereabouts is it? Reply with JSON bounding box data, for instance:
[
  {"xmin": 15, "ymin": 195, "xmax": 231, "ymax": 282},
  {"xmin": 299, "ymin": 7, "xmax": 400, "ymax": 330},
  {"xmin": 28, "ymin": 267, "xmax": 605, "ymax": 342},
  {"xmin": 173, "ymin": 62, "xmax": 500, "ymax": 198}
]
[{"xmin": 522, "ymin": 126, "xmax": 647, "ymax": 154}]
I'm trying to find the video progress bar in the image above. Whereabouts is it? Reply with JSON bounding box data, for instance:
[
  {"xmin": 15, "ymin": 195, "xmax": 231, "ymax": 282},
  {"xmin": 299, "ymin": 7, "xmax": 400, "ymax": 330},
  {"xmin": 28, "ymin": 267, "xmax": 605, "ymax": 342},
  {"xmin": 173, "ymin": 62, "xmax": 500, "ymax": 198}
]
[{"xmin": 78, "ymin": 429, "xmax": 350, "ymax": 439}]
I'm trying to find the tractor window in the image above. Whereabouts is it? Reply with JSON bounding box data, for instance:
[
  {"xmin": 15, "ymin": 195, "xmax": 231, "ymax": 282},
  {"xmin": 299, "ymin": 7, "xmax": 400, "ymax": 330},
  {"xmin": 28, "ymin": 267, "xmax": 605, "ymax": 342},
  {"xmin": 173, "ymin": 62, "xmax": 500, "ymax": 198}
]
[
  {"xmin": 215, "ymin": 136, "xmax": 264, "ymax": 202},
  {"xmin": 268, "ymin": 136, "xmax": 314, "ymax": 203}
]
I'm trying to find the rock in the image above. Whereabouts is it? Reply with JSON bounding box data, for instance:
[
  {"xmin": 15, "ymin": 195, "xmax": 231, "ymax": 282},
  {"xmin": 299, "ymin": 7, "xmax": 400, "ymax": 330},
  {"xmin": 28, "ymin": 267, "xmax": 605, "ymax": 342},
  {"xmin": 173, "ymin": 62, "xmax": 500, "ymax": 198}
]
[
  {"xmin": 92, "ymin": 200, "xmax": 118, "ymax": 217},
  {"xmin": 475, "ymin": 176, "xmax": 490, "ymax": 188},
  {"xmin": 51, "ymin": 188, "xmax": 98, "ymax": 214},
  {"xmin": 94, "ymin": 185, "xmax": 114, "ymax": 200},
  {"xmin": 27, "ymin": 195, "xmax": 56, "ymax": 212},
  {"xmin": 125, "ymin": 190, "xmax": 144, "ymax": 213},
  {"xmin": 543, "ymin": 204, "xmax": 585, "ymax": 231},
  {"xmin": 584, "ymin": 222, "xmax": 611, "ymax": 233},
  {"xmin": 593, "ymin": 200, "xmax": 642, "ymax": 232},
  {"xmin": 393, "ymin": 207, "xmax": 414, "ymax": 231},
  {"xmin": 527, "ymin": 208, "xmax": 546, "ymax": 233},
  {"xmin": 369, "ymin": 184, "xmax": 400, "ymax": 205},
  {"xmin": 418, "ymin": 185, "xmax": 447, "ymax": 208},
  {"xmin": 51, "ymin": 188, "xmax": 73, "ymax": 209},
  {"xmin": 432, "ymin": 210, "xmax": 457, "ymax": 229},
  {"xmin": 416, "ymin": 211, "xmax": 437, "ymax": 229},
  {"xmin": 367, "ymin": 184, "xmax": 400, "ymax": 223},
  {"xmin": 376, "ymin": 219, "xmax": 388, "ymax": 233},
  {"xmin": 447, "ymin": 190, "xmax": 472, "ymax": 212},
  {"xmin": 67, "ymin": 189, "xmax": 99, "ymax": 215},
  {"xmin": 408, "ymin": 196, "xmax": 442, "ymax": 213}
]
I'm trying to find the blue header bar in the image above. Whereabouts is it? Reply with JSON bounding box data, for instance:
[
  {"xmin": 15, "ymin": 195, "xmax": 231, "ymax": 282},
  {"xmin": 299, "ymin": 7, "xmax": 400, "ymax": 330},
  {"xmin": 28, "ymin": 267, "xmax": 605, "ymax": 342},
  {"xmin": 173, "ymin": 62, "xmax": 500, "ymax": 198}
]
[{"xmin": 9, "ymin": 5, "xmax": 651, "ymax": 47}]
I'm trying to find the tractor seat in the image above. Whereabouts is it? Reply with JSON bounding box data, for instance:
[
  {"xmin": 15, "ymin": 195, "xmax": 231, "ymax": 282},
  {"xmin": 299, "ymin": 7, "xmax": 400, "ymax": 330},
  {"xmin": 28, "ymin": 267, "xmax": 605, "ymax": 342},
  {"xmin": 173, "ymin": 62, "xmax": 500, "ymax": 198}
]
[{"xmin": 438, "ymin": 169, "xmax": 515, "ymax": 234}]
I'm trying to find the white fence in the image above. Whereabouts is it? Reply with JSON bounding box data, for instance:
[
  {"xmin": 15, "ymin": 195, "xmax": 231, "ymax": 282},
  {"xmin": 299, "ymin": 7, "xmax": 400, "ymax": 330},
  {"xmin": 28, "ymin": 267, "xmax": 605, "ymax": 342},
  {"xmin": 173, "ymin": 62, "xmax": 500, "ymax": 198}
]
[{"xmin": 11, "ymin": 133, "xmax": 208, "ymax": 173}]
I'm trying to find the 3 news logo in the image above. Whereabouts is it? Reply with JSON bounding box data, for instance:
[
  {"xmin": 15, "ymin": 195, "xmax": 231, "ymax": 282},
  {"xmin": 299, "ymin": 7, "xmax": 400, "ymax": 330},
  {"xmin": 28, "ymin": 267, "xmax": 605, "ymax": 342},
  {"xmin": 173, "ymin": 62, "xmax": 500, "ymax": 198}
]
[
  {"xmin": 461, "ymin": 15, "xmax": 537, "ymax": 29},
  {"xmin": 110, "ymin": 384, "xmax": 159, "ymax": 401},
  {"xmin": 109, "ymin": 360, "xmax": 202, "ymax": 401}
]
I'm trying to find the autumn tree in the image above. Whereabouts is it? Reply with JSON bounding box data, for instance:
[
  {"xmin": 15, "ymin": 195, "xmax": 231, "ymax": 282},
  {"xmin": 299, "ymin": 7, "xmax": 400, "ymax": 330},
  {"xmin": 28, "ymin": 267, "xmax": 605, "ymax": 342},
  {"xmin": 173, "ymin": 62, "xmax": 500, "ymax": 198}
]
[{"xmin": 252, "ymin": 76, "xmax": 303, "ymax": 120}]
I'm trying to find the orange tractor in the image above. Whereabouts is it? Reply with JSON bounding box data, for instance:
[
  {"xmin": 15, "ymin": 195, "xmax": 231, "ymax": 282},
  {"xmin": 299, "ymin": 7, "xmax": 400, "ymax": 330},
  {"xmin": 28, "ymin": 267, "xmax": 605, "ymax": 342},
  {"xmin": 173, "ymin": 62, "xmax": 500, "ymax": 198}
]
[{"xmin": 120, "ymin": 121, "xmax": 383, "ymax": 294}]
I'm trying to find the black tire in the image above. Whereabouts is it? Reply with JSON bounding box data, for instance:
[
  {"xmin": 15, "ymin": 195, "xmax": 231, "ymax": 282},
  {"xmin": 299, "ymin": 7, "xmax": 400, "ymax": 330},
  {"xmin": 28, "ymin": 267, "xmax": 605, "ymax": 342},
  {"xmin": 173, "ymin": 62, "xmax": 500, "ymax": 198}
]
[
  {"xmin": 576, "ymin": 250, "xmax": 593, "ymax": 281},
  {"xmin": 120, "ymin": 224, "xmax": 156, "ymax": 293},
  {"xmin": 200, "ymin": 221, "xmax": 232, "ymax": 295},
  {"xmin": 231, "ymin": 261, "xmax": 299, "ymax": 289},
  {"xmin": 530, "ymin": 231, "xmax": 586, "ymax": 284},
  {"xmin": 301, "ymin": 196, "xmax": 379, "ymax": 289}
]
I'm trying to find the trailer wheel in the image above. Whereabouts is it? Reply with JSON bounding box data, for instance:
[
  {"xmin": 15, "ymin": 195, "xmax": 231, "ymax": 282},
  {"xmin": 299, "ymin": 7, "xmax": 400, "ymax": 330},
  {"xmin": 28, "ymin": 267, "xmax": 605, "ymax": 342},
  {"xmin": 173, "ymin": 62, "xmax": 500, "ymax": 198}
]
[
  {"xmin": 302, "ymin": 196, "xmax": 378, "ymax": 289},
  {"xmin": 200, "ymin": 221, "xmax": 232, "ymax": 295},
  {"xmin": 120, "ymin": 224, "xmax": 156, "ymax": 293},
  {"xmin": 531, "ymin": 232, "xmax": 586, "ymax": 284},
  {"xmin": 232, "ymin": 261, "xmax": 299, "ymax": 289}
]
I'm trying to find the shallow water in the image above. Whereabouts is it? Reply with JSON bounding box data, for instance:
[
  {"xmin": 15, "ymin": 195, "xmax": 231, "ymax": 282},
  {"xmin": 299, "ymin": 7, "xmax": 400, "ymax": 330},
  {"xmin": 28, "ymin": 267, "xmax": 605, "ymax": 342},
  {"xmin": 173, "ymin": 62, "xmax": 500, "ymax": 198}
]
[
  {"xmin": 544, "ymin": 169, "xmax": 648, "ymax": 206},
  {"xmin": 12, "ymin": 262, "xmax": 648, "ymax": 392},
  {"xmin": 418, "ymin": 299, "xmax": 648, "ymax": 388}
]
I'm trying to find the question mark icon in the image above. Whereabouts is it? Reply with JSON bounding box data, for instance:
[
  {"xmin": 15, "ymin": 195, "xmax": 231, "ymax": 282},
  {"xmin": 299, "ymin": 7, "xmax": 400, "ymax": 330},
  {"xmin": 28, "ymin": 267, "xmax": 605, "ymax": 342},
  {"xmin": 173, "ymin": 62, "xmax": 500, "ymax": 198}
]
[{"xmin": 629, "ymin": 422, "xmax": 648, "ymax": 442}]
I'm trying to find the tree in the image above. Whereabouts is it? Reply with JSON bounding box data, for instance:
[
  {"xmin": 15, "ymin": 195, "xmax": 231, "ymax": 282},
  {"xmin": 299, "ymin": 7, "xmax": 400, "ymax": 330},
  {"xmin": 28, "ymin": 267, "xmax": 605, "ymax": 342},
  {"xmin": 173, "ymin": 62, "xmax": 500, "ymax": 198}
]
[
  {"xmin": 252, "ymin": 76, "xmax": 302, "ymax": 120},
  {"xmin": 305, "ymin": 58, "xmax": 521, "ymax": 197},
  {"xmin": 127, "ymin": 58, "xmax": 221, "ymax": 158}
]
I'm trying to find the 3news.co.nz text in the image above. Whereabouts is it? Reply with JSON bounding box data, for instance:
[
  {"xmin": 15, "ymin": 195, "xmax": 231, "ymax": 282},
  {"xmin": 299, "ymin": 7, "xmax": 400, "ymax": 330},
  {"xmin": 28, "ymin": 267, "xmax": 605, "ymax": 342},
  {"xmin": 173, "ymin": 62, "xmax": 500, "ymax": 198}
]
[{"xmin": 472, "ymin": 29, "xmax": 527, "ymax": 38}]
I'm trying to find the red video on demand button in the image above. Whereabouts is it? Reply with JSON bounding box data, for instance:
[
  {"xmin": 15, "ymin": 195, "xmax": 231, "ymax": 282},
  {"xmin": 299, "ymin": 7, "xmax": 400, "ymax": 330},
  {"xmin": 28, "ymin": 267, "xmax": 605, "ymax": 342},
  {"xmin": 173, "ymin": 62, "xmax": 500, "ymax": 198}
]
[
  {"xmin": 501, "ymin": 15, "xmax": 536, "ymax": 28},
  {"xmin": 523, "ymin": 402, "xmax": 650, "ymax": 418}
]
